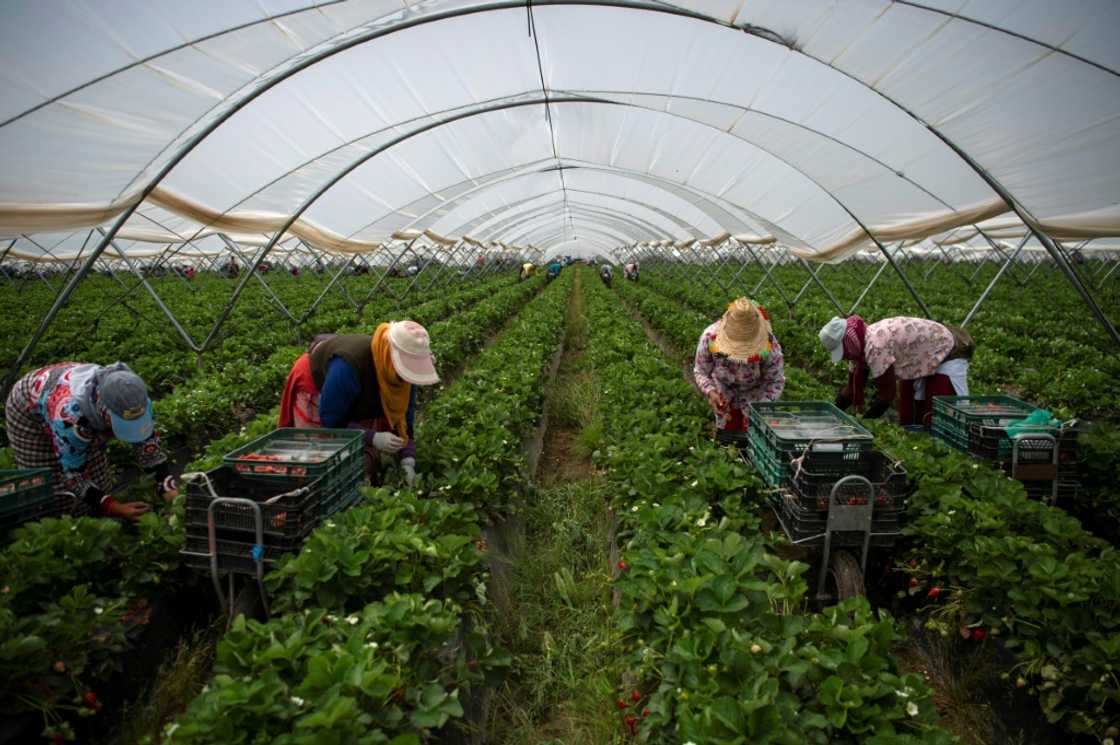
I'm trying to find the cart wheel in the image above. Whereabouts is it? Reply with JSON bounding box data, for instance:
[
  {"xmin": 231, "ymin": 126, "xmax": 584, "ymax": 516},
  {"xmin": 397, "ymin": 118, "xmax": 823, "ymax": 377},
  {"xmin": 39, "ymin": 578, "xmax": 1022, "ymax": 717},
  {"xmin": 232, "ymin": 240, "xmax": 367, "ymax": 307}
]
[
  {"xmin": 827, "ymin": 550, "xmax": 866, "ymax": 601},
  {"xmin": 229, "ymin": 577, "xmax": 265, "ymax": 624}
]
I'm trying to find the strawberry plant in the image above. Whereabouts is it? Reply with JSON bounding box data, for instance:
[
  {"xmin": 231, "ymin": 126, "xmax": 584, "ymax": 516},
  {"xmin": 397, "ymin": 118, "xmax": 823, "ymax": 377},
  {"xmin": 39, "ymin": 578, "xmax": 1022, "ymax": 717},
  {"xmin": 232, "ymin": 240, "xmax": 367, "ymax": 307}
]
[
  {"xmin": 583, "ymin": 270, "xmax": 953, "ymax": 743},
  {"xmin": 164, "ymin": 593, "xmax": 499, "ymax": 745},
  {"xmin": 264, "ymin": 490, "xmax": 486, "ymax": 615}
]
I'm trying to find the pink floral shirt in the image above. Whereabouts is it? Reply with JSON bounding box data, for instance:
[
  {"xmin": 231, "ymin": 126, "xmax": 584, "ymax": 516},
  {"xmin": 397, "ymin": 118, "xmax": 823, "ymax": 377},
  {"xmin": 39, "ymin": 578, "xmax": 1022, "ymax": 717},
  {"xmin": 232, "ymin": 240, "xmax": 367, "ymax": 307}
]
[
  {"xmin": 864, "ymin": 317, "xmax": 955, "ymax": 381},
  {"xmin": 694, "ymin": 321, "xmax": 785, "ymax": 426}
]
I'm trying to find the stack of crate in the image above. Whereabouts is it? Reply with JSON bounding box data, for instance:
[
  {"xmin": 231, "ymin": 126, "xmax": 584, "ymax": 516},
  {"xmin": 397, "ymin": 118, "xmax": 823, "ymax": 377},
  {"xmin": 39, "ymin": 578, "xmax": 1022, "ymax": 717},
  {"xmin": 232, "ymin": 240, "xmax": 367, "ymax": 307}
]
[
  {"xmin": 181, "ymin": 428, "xmax": 364, "ymax": 574},
  {"xmin": 0, "ymin": 468, "xmax": 56, "ymax": 540},
  {"xmin": 932, "ymin": 395, "xmax": 1080, "ymax": 500},
  {"xmin": 747, "ymin": 402, "xmax": 907, "ymax": 545}
]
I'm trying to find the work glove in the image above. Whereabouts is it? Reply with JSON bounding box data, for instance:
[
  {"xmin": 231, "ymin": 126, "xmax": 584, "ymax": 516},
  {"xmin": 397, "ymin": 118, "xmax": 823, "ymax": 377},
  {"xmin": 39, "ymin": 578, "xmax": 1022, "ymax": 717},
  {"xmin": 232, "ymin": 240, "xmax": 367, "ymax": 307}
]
[
  {"xmin": 834, "ymin": 392, "xmax": 852, "ymax": 411},
  {"xmin": 401, "ymin": 457, "xmax": 416, "ymax": 487},
  {"xmin": 157, "ymin": 474, "xmax": 179, "ymax": 503},
  {"xmin": 864, "ymin": 398, "xmax": 891, "ymax": 420},
  {"xmin": 371, "ymin": 431, "xmax": 405, "ymax": 454}
]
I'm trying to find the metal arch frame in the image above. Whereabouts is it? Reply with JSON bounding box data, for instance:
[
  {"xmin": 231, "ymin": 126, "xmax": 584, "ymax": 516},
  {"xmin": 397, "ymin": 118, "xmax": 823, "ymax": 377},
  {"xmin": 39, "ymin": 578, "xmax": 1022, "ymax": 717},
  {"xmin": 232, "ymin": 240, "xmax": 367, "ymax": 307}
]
[
  {"xmin": 474, "ymin": 198, "xmax": 673, "ymax": 245},
  {"xmin": 449, "ymin": 188, "xmax": 693, "ymax": 241},
  {"xmin": 7, "ymin": 0, "xmax": 1117, "ymax": 392},
  {"xmin": 510, "ymin": 217, "xmax": 636, "ymax": 249},
  {"xmin": 441, "ymin": 183, "xmax": 703, "ymax": 239},
  {"xmin": 342, "ymin": 158, "xmax": 773, "ymax": 242},
  {"xmin": 195, "ymin": 80, "xmax": 966, "ymax": 241}
]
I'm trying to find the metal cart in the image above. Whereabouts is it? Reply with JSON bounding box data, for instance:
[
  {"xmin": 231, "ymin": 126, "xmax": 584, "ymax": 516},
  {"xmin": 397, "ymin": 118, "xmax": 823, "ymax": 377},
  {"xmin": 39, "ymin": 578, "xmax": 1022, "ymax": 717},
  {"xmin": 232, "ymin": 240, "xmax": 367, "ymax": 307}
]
[{"xmin": 769, "ymin": 474, "xmax": 901, "ymax": 602}]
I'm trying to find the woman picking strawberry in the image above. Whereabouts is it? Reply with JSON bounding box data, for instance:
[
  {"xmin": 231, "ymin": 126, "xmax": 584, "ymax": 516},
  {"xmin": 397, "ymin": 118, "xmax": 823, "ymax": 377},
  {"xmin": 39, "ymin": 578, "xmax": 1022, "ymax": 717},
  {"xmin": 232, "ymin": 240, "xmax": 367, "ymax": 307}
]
[
  {"xmin": 4, "ymin": 362, "xmax": 178, "ymax": 520},
  {"xmin": 818, "ymin": 315, "xmax": 974, "ymax": 426},
  {"xmin": 693, "ymin": 297, "xmax": 786, "ymax": 438},
  {"xmin": 278, "ymin": 321, "xmax": 440, "ymax": 486}
]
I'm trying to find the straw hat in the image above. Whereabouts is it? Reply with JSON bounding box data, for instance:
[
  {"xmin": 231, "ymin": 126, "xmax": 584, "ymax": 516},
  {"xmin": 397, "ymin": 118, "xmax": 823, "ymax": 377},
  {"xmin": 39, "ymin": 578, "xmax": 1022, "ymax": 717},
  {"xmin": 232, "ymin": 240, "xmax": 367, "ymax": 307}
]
[{"xmin": 713, "ymin": 298, "xmax": 772, "ymax": 362}]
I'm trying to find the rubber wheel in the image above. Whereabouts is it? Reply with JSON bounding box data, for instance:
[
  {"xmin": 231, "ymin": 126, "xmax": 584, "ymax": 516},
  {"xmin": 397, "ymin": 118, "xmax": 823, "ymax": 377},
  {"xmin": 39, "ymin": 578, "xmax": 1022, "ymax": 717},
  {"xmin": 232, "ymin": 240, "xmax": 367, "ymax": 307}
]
[
  {"xmin": 827, "ymin": 550, "xmax": 866, "ymax": 601},
  {"xmin": 229, "ymin": 577, "xmax": 265, "ymax": 623}
]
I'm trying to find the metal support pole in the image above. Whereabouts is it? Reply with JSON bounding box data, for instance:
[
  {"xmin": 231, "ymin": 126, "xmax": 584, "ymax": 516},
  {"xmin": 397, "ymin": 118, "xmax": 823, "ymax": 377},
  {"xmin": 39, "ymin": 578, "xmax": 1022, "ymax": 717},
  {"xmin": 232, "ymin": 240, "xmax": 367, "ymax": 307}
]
[
  {"xmin": 792, "ymin": 258, "xmax": 845, "ymax": 316},
  {"xmin": 298, "ymin": 254, "xmax": 355, "ymax": 324},
  {"xmin": 848, "ymin": 259, "xmax": 890, "ymax": 316},
  {"xmin": 976, "ymin": 229, "xmax": 1029, "ymax": 287},
  {"xmin": 102, "ymin": 230, "xmax": 203, "ymax": 352},
  {"xmin": 218, "ymin": 235, "xmax": 298, "ymax": 325},
  {"xmin": 961, "ymin": 233, "xmax": 1031, "ymax": 327},
  {"xmin": 873, "ymin": 241, "xmax": 932, "ymax": 318},
  {"xmin": 355, "ymin": 238, "xmax": 418, "ymax": 318}
]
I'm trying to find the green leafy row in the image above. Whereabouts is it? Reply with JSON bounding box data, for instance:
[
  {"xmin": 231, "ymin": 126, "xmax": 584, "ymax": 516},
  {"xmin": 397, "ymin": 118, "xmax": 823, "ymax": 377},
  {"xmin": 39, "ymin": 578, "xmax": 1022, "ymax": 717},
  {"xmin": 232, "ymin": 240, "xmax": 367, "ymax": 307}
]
[
  {"xmin": 585, "ymin": 270, "xmax": 950, "ymax": 744},
  {"xmin": 626, "ymin": 273, "xmax": 1120, "ymax": 741},
  {"xmin": 163, "ymin": 273, "xmax": 573, "ymax": 744}
]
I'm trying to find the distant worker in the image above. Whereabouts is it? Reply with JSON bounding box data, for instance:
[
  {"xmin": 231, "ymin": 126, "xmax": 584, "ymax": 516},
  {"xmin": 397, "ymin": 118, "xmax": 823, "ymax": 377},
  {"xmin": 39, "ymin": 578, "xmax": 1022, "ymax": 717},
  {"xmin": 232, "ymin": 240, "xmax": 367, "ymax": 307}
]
[
  {"xmin": 278, "ymin": 322, "xmax": 440, "ymax": 487},
  {"xmin": 519, "ymin": 262, "xmax": 536, "ymax": 281},
  {"xmin": 546, "ymin": 260, "xmax": 562, "ymax": 282},
  {"xmin": 819, "ymin": 315, "xmax": 974, "ymax": 426},
  {"xmin": 599, "ymin": 263, "xmax": 613, "ymax": 288},
  {"xmin": 624, "ymin": 262, "xmax": 640, "ymax": 282},
  {"xmin": 4, "ymin": 363, "xmax": 179, "ymax": 521},
  {"xmin": 694, "ymin": 298, "xmax": 785, "ymax": 436}
]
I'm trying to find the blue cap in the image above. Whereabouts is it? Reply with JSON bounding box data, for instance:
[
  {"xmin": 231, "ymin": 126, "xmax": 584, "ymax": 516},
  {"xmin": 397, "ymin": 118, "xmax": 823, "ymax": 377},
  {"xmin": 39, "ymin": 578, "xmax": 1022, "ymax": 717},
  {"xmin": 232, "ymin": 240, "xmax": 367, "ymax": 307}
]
[{"xmin": 99, "ymin": 367, "xmax": 155, "ymax": 443}]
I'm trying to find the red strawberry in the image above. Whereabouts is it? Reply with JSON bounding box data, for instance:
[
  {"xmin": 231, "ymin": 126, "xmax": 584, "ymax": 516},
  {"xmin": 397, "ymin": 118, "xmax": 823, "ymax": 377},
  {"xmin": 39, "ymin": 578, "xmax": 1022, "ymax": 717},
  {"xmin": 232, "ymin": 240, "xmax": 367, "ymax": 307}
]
[
  {"xmin": 642, "ymin": 707, "xmax": 651, "ymax": 718},
  {"xmin": 927, "ymin": 587, "xmax": 941, "ymax": 599},
  {"xmin": 631, "ymin": 689, "xmax": 641, "ymax": 703},
  {"xmin": 615, "ymin": 698, "xmax": 627, "ymax": 710},
  {"xmin": 617, "ymin": 561, "xmax": 627, "ymax": 571},
  {"xmin": 908, "ymin": 578, "xmax": 919, "ymax": 589},
  {"xmin": 971, "ymin": 627, "xmax": 987, "ymax": 641},
  {"xmin": 391, "ymin": 688, "xmax": 405, "ymax": 702},
  {"xmin": 84, "ymin": 692, "xmax": 98, "ymax": 706},
  {"xmin": 52, "ymin": 735, "xmax": 64, "ymax": 745},
  {"xmin": 624, "ymin": 714, "xmax": 638, "ymax": 734}
]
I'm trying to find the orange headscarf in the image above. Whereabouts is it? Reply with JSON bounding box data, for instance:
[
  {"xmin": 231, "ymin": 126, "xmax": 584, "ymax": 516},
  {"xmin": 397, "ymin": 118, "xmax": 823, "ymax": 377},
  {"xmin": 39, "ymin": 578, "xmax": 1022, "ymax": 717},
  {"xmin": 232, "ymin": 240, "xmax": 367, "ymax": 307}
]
[{"xmin": 371, "ymin": 323, "xmax": 412, "ymax": 441}]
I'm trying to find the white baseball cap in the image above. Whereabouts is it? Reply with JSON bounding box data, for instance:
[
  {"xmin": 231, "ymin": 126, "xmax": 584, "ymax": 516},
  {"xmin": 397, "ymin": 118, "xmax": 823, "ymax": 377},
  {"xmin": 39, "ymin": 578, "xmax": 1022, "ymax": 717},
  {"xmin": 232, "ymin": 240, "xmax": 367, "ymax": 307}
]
[
  {"xmin": 819, "ymin": 316, "xmax": 847, "ymax": 364},
  {"xmin": 387, "ymin": 320, "xmax": 440, "ymax": 385}
]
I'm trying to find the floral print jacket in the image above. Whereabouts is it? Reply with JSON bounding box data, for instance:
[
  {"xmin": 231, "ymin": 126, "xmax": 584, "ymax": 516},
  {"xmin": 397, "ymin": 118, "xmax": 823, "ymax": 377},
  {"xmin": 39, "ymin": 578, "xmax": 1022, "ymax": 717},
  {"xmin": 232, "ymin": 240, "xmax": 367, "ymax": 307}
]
[
  {"xmin": 863, "ymin": 317, "xmax": 955, "ymax": 381},
  {"xmin": 25, "ymin": 363, "xmax": 166, "ymax": 496},
  {"xmin": 693, "ymin": 322, "xmax": 785, "ymax": 427}
]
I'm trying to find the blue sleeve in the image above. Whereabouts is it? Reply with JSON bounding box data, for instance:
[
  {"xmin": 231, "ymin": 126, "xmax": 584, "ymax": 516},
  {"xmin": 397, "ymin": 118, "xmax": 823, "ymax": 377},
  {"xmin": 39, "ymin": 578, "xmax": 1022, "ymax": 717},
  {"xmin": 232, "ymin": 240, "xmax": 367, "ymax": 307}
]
[
  {"xmin": 406, "ymin": 385, "xmax": 416, "ymax": 435},
  {"xmin": 318, "ymin": 357, "xmax": 361, "ymax": 428}
]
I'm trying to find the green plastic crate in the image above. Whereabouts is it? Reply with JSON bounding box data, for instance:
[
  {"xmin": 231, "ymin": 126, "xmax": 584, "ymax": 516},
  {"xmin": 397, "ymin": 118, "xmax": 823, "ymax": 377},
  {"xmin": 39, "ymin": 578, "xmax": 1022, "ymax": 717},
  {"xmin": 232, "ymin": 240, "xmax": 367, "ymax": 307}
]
[
  {"xmin": 931, "ymin": 414, "xmax": 969, "ymax": 452},
  {"xmin": 747, "ymin": 431, "xmax": 786, "ymax": 487},
  {"xmin": 749, "ymin": 401, "xmax": 874, "ymax": 455},
  {"xmin": 224, "ymin": 428, "xmax": 363, "ymax": 494},
  {"xmin": 0, "ymin": 468, "xmax": 55, "ymax": 535},
  {"xmin": 931, "ymin": 395, "xmax": 1037, "ymax": 429}
]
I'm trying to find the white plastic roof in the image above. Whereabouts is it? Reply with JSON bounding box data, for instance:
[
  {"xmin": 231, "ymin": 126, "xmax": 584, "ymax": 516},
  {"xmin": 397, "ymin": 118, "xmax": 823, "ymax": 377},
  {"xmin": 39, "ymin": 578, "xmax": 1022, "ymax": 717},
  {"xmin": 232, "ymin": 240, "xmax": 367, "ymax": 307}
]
[{"xmin": 1, "ymin": 0, "xmax": 1119, "ymax": 262}]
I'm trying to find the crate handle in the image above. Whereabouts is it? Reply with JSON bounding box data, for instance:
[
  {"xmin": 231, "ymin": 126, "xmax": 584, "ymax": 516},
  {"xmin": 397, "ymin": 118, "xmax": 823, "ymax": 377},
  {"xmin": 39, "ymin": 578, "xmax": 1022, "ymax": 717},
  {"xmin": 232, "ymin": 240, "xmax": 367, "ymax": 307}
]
[{"xmin": 182, "ymin": 471, "xmax": 310, "ymax": 505}]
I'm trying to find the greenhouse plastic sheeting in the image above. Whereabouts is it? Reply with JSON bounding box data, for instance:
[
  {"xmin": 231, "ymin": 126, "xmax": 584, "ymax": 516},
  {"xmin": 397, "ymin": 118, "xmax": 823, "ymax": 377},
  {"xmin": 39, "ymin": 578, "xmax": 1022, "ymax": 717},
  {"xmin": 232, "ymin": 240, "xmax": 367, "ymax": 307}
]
[{"xmin": 1, "ymin": 0, "xmax": 1118, "ymax": 258}]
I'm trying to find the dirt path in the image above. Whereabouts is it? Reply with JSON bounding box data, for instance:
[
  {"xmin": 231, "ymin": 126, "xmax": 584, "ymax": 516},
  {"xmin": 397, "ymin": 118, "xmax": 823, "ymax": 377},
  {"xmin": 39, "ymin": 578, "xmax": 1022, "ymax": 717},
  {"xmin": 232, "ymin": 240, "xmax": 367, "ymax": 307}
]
[{"xmin": 483, "ymin": 271, "xmax": 620, "ymax": 745}]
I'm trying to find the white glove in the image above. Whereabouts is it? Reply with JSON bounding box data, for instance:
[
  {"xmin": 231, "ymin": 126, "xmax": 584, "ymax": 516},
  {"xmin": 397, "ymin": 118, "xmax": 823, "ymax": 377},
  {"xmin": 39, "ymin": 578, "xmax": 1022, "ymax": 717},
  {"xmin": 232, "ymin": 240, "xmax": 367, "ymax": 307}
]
[
  {"xmin": 401, "ymin": 457, "xmax": 416, "ymax": 487},
  {"xmin": 371, "ymin": 432, "xmax": 405, "ymax": 454}
]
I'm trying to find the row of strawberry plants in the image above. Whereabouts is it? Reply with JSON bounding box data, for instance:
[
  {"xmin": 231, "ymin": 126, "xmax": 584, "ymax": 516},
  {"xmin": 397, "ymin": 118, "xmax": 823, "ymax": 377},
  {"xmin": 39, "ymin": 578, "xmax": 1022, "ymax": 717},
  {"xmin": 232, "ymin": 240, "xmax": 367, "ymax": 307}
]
[
  {"xmin": 0, "ymin": 275, "xmax": 535, "ymax": 743},
  {"xmin": 637, "ymin": 268, "xmax": 1120, "ymax": 538},
  {"xmin": 639, "ymin": 264, "xmax": 1120, "ymax": 419},
  {"xmin": 623, "ymin": 276, "xmax": 1120, "ymax": 741},
  {"xmin": 182, "ymin": 273, "xmax": 547, "ymax": 473},
  {"xmin": 161, "ymin": 273, "xmax": 573, "ymax": 743},
  {"xmin": 584, "ymin": 270, "xmax": 950, "ymax": 743},
  {"xmin": 152, "ymin": 273, "xmax": 520, "ymax": 451},
  {"xmin": 1, "ymin": 273, "xmax": 512, "ymax": 449}
]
